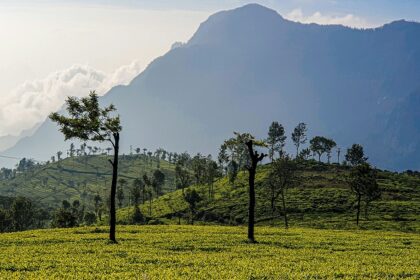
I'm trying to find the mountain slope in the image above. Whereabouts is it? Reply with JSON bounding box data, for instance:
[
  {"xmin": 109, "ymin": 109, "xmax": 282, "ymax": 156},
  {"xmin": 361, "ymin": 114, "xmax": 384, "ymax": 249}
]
[{"xmin": 4, "ymin": 4, "xmax": 420, "ymax": 170}]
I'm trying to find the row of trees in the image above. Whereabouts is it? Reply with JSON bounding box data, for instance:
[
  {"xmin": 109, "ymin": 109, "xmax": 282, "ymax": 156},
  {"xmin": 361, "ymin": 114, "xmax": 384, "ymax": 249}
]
[{"xmin": 218, "ymin": 129, "xmax": 381, "ymax": 243}]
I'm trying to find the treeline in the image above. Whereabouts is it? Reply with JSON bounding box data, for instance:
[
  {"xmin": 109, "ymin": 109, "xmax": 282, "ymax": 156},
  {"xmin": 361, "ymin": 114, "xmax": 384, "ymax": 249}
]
[{"xmin": 0, "ymin": 196, "xmax": 49, "ymax": 232}]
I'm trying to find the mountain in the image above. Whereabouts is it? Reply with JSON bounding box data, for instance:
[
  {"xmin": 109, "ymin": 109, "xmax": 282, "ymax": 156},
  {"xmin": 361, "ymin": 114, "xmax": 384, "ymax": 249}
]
[
  {"xmin": 0, "ymin": 123, "xmax": 40, "ymax": 152},
  {"xmin": 3, "ymin": 4, "xmax": 420, "ymax": 170}
]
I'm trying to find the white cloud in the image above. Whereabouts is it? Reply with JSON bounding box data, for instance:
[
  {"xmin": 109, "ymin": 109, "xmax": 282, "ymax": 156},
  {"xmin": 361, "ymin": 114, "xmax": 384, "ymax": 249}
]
[
  {"xmin": 285, "ymin": 8, "xmax": 377, "ymax": 28},
  {"xmin": 0, "ymin": 60, "xmax": 143, "ymax": 137}
]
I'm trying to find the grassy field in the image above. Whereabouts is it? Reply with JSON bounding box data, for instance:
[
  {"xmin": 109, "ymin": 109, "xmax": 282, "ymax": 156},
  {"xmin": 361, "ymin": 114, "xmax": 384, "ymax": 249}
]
[{"xmin": 0, "ymin": 225, "xmax": 419, "ymax": 279}]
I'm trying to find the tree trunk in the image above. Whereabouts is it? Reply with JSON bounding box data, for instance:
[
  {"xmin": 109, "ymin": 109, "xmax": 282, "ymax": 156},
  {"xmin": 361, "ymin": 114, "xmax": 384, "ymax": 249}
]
[
  {"xmin": 356, "ymin": 194, "xmax": 361, "ymax": 226},
  {"xmin": 281, "ymin": 189, "xmax": 288, "ymax": 229},
  {"xmin": 248, "ymin": 168, "xmax": 256, "ymax": 243},
  {"xmin": 109, "ymin": 133, "xmax": 119, "ymax": 243},
  {"xmin": 245, "ymin": 140, "xmax": 265, "ymax": 244},
  {"xmin": 296, "ymin": 145, "xmax": 299, "ymax": 159}
]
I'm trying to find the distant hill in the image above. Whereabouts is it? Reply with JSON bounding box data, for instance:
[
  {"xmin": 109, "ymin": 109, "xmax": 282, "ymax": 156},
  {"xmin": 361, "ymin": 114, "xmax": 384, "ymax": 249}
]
[
  {"xmin": 3, "ymin": 4, "xmax": 420, "ymax": 171},
  {"xmin": 118, "ymin": 162, "xmax": 420, "ymax": 232},
  {"xmin": 0, "ymin": 155, "xmax": 176, "ymax": 208}
]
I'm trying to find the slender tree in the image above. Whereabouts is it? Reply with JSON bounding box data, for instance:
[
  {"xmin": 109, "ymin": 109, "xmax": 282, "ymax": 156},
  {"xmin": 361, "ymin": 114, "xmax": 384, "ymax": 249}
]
[
  {"xmin": 152, "ymin": 169, "xmax": 165, "ymax": 196},
  {"xmin": 266, "ymin": 121, "xmax": 286, "ymax": 162},
  {"xmin": 175, "ymin": 164, "xmax": 190, "ymax": 194},
  {"xmin": 245, "ymin": 139, "xmax": 266, "ymax": 243},
  {"xmin": 348, "ymin": 163, "xmax": 379, "ymax": 226},
  {"xmin": 50, "ymin": 91, "xmax": 122, "ymax": 243},
  {"xmin": 291, "ymin": 123, "xmax": 307, "ymax": 159},
  {"xmin": 266, "ymin": 157, "xmax": 300, "ymax": 228},
  {"xmin": 183, "ymin": 189, "xmax": 202, "ymax": 225}
]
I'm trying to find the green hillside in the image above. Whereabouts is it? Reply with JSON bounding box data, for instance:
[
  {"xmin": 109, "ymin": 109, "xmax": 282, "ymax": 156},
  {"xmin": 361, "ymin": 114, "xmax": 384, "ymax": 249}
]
[
  {"xmin": 0, "ymin": 155, "xmax": 176, "ymax": 209},
  {"xmin": 1, "ymin": 225, "xmax": 419, "ymax": 279},
  {"xmin": 118, "ymin": 161, "xmax": 420, "ymax": 232}
]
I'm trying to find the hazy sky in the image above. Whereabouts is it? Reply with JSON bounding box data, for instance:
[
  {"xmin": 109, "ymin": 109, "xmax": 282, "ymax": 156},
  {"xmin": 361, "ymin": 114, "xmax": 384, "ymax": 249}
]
[{"xmin": 1, "ymin": 0, "xmax": 419, "ymax": 137}]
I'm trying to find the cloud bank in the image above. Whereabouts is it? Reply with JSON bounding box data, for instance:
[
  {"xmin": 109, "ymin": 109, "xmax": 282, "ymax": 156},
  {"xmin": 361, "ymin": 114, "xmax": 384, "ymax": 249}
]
[
  {"xmin": 0, "ymin": 60, "xmax": 143, "ymax": 137},
  {"xmin": 285, "ymin": 8, "xmax": 376, "ymax": 28}
]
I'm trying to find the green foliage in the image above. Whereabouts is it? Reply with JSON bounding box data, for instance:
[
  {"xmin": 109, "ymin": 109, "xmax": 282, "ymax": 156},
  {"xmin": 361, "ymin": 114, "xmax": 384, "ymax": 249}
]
[
  {"xmin": 291, "ymin": 122, "xmax": 308, "ymax": 157},
  {"xmin": 310, "ymin": 136, "xmax": 336, "ymax": 162},
  {"xmin": 266, "ymin": 121, "xmax": 287, "ymax": 161},
  {"xmin": 49, "ymin": 92, "xmax": 121, "ymax": 143},
  {"xmin": 346, "ymin": 144, "xmax": 368, "ymax": 166}
]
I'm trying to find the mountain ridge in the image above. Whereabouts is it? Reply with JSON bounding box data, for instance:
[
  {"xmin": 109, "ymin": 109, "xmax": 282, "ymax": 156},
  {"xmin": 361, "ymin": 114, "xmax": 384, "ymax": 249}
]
[{"xmin": 2, "ymin": 4, "xmax": 420, "ymax": 171}]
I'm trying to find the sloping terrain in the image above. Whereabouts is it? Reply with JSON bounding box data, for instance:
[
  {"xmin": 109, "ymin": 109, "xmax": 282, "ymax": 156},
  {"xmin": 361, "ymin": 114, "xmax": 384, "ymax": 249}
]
[
  {"xmin": 0, "ymin": 155, "xmax": 176, "ymax": 208},
  {"xmin": 120, "ymin": 162, "xmax": 420, "ymax": 232}
]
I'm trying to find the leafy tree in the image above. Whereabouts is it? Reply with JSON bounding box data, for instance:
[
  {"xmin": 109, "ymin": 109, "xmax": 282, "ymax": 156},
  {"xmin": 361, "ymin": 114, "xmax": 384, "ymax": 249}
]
[
  {"xmin": 364, "ymin": 180, "xmax": 381, "ymax": 220},
  {"xmin": 227, "ymin": 160, "xmax": 239, "ymax": 186},
  {"xmin": 244, "ymin": 138, "xmax": 266, "ymax": 243},
  {"xmin": 205, "ymin": 159, "xmax": 220, "ymax": 198},
  {"xmin": 131, "ymin": 206, "xmax": 145, "ymax": 224},
  {"xmin": 345, "ymin": 144, "xmax": 368, "ymax": 166},
  {"xmin": 57, "ymin": 151, "xmax": 63, "ymax": 161},
  {"xmin": 183, "ymin": 189, "xmax": 202, "ymax": 225},
  {"xmin": 152, "ymin": 169, "xmax": 165, "ymax": 196},
  {"xmin": 191, "ymin": 153, "xmax": 207, "ymax": 184},
  {"xmin": 298, "ymin": 148, "xmax": 311, "ymax": 161},
  {"xmin": 266, "ymin": 121, "xmax": 286, "ymax": 162},
  {"xmin": 10, "ymin": 197, "xmax": 35, "ymax": 231},
  {"xmin": 309, "ymin": 136, "xmax": 336, "ymax": 162},
  {"xmin": 175, "ymin": 164, "xmax": 191, "ymax": 194},
  {"xmin": 348, "ymin": 163, "xmax": 379, "ymax": 226},
  {"xmin": 52, "ymin": 200, "xmax": 79, "ymax": 228},
  {"xmin": 266, "ymin": 157, "xmax": 300, "ymax": 228},
  {"xmin": 291, "ymin": 123, "xmax": 307, "ymax": 158},
  {"xmin": 50, "ymin": 91, "xmax": 122, "ymax": 243},
  {"xmin": 143, "ymin": 174, "xmax": 154, "ymax": 216},
  {"xmin": 84, "ymin": 212, "xmax": 97, "ymax": 226},
  {"xmin": 0, "ymin": 208, "xmax": 11, "ymax": 232},
  {"xmin": 62, "ymin": 200, "xmax": 71, "ymax": 209},
  {"xmin": 131, "ymin": 178, "xmax": 144, "ymax": 206}
]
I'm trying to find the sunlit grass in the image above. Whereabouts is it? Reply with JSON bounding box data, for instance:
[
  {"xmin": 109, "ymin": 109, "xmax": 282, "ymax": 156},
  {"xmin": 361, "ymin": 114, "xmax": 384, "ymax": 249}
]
[{"xmin": 1, "ymin": 225, "xmax": 419, "ymax": 279}]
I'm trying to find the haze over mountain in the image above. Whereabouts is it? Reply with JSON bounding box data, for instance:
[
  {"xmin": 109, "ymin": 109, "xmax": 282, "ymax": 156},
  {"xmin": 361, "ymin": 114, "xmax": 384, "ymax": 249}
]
[{"xmin": 3, "ymin": 4, "xmax": 420, "ymax": 171}]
